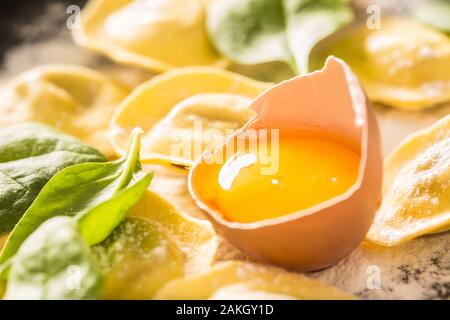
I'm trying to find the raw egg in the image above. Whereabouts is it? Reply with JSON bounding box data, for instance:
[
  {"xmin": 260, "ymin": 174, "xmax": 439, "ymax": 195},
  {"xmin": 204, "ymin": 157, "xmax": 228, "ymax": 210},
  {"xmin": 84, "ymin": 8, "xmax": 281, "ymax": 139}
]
[
  {"xmin": 193, "ymin": 130, "xmax": 360, "ymax": 223},
  {"xmin": 189, "ymin": 56, "xmax": 383, "ymax": 272}
]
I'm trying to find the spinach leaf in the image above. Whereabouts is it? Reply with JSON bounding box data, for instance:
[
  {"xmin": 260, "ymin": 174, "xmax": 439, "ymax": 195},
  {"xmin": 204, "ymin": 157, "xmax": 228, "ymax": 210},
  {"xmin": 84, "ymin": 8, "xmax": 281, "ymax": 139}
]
[
  {"xmin": 0, "ymin": 128, "xmax": 152, "ymax": 263},
  {"xmin": 0, "ymin": 123, "xmax": 106, "ymax": 233},
  {"xmin": 78, "ymin": 170, "xmax": 153, "ymax": 246},
  {"xmin": 207, "ymin": 0, "xmax": 353, "ymax": 74},
  {"xmin": 4, "ymin": 216, "xmax": 102, "ymax": 300}
]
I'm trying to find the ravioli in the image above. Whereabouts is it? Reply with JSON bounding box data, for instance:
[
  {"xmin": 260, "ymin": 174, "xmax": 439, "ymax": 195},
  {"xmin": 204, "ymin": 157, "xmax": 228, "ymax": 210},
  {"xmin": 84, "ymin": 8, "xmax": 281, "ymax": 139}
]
[
  {"xmin": 155, "ymin": 261, "xmax": 355, "ymax": 299},
  {"xmin": 311, "ymin": 18, "xmax": 450, "ymax": 110},
  {"xmin": 74, "ymin": 0, "xmax": 225, "ymax": 71},
  {"xmin": 110, "ymin": 67, "xmax": 270, "ymax": 166},
  {"xmin": 93, "ymin": 190, "xmax": 217, "ymax": 299},
  {"xmin": 367, "ymin": 115, "xmax": 450, "ymax": 246},
  {"xmin": 0, "ymin": 65, "xmax": 128, "ymax": 157}
]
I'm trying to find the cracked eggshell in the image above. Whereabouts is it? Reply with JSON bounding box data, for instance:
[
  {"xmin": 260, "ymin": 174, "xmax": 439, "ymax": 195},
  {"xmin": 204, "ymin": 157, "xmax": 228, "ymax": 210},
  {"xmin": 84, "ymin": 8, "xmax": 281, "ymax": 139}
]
[
  {"xmin": 110, "ymin": 67, "xmax": 270, "ymax": 166},
  {"xmin": 188, "ymin": 57, "xmax": 383, "ymax": 272},
  {"xmin": 311, "ymin": 18, "xmax": 450, "ymax": 110}
]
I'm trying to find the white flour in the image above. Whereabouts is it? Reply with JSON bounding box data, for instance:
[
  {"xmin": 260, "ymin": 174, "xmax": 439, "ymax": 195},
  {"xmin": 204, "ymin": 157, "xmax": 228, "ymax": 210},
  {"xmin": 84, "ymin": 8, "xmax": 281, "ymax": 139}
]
[{"xmin": 310, "ymin": 235, "xmax": 450, "ymax": 299}]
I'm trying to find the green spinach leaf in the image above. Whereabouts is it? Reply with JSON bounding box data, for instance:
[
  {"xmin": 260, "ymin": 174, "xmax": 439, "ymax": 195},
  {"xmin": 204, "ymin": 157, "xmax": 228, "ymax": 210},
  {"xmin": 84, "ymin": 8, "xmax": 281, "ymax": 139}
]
[
  {"xmin": 4, "ymin": 216, "xmax": 102, "ymax": 300},
  {"xmin": 0, "ymin": 123, "xmax": 106, "ymax": 233},
  {"xmin": 78, "ymin": 170, "xmax": 153, "ymax": 246},
  {"xmin": 0, "ymin": 128, "xmax": 152, "ymax": 263},
  {"xmin": 207, "ymin": 0, "xmax": 353, "ymax": 74}
]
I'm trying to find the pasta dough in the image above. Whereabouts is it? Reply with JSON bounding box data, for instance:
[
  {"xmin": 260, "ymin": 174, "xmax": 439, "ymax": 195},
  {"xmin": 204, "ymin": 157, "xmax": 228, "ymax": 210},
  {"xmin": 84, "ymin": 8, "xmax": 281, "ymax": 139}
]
[
  {"xmin": 312, "ymin": 18, "xmax": 450, "ymax": 110},
  {"xmin": 94, "ymin": 190, "xmax": 217, "ymax": 299},
  {"xmin": 110, "ymin": 67, "xmax": 270, "ymax": 166},
  {"xmin": 0, "ymin": 65, "xmax": 128, "ymax": 157},
  {"xmin": 367, "ymin": 115, "xmax": 450, "ymax": 246},
  {"xmin": 73, "ymin": 0, "xmax": 225, "ymax": 71},
  {"xmin": 155, "ymin": 261, "xmax": 355, "ymax": 299}
]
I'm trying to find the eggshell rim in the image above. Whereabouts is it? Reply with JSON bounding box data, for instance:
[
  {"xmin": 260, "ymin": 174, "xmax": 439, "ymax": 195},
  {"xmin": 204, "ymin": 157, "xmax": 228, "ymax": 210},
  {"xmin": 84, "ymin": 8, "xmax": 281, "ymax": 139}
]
[
  {"xmin": 188, "ymin": 56, "xmax": 372, "ymax": 230},
  {"xmin": 109, "ymin": 66, "xmax": 272, "ymax": 164},
  {"xmin": 327, "ymin": 18, "xmax": 450, "ymax": 110}
]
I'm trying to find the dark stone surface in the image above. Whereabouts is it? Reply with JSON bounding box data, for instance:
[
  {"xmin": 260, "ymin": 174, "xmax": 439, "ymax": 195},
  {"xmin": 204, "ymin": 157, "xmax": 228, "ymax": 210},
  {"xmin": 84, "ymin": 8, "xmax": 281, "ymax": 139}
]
[{"xmin": 0, "ymin": 0, "xmax": 87, "ymax": 62}]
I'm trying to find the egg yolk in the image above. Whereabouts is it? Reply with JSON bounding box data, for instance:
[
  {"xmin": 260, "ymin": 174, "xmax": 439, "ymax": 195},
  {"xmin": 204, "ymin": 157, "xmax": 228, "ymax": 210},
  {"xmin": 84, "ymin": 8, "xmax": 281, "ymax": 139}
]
[{"xmin": 193, "ymin": 131, "xmax": 360, "ymax": 223}]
